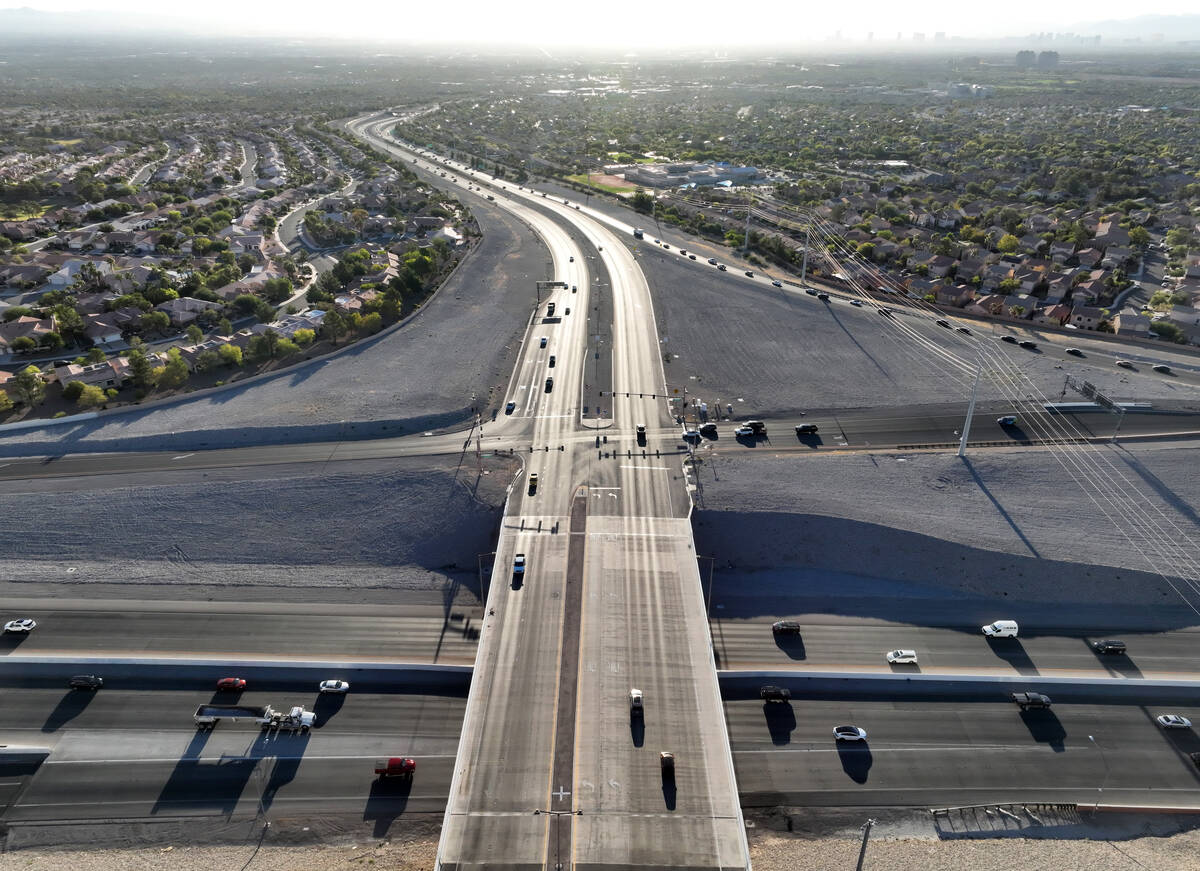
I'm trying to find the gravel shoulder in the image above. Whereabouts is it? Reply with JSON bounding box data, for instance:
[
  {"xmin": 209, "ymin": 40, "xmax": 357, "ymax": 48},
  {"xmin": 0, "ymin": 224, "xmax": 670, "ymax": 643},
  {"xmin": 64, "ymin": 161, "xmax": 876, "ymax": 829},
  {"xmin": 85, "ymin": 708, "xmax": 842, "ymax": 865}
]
[
  {"xmin": 0, "ymin": 454, "xmax": 517, "ymax": 605},
  {"xmin": 0, "ymin": 201, "xmax": 549, "ymax": 458}
]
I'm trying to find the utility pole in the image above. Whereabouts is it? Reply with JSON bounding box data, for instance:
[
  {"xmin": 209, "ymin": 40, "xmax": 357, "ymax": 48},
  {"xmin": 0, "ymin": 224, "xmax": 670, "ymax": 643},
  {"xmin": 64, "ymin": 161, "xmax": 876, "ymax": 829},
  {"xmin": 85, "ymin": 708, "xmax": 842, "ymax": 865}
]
[
  {"xmin": 742, "ymin": 198, "xmax": 752, "ymax": 255},
  {"xmin": 855, "ymin": 818, "xmax": 876, "ymax": 871},
  {"xmin": 958, "ymin": 354, "xmax": 983, "ymax": 458}
]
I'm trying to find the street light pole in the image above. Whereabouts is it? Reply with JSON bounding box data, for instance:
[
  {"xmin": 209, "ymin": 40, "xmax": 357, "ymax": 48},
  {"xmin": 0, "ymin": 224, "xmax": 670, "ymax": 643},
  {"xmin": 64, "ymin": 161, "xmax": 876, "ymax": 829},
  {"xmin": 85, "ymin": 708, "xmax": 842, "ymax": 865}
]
[
  {"xmin": 1088, "ymin": 734, "xmax": 1110, "ymax": 813},
  {"xmin": 958, "ymin": 354, "xmax": 983, "ymax": 458}
]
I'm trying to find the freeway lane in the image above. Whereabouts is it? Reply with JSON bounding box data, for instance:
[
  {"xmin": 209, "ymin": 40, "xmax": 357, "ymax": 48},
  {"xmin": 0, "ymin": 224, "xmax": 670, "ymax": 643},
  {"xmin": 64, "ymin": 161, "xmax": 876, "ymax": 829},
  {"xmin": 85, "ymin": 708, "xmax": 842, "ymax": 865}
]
[
  {"xmin": 710, "ymin": 618, "xmax": 1200, "ymax": 678},
  {"xmin": 0, "ymin": 688, "xmax": 464, "ymax": 824},
  {"xmin": 0, "ymin": 600, "xmax": 479, "ymax": 665},
  {"xmin": 726, "ymin": 696, "xmax": 1200, "ymax": 809},
  {"xmin": 353, "ymin": 116, "xmax": 751, "ymax": 870}
]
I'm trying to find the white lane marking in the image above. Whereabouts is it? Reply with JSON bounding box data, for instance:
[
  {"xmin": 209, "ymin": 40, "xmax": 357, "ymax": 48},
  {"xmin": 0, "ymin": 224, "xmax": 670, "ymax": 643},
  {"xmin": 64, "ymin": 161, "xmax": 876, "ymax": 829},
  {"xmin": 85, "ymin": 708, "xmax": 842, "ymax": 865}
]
[
  {"xmin": 618, "ymin": 465, "xmax": 670, "ymax": 471},
  {"xmin": 171, "ymin": 454, "xmax": 195, "ymax": 460}
]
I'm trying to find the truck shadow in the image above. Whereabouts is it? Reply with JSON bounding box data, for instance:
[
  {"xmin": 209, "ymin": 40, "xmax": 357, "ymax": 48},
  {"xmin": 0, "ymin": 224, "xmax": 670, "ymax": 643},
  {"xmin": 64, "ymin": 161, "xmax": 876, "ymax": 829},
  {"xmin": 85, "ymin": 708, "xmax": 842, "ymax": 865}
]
[
  {"xmin": 987, "ymin": 638, "xmax": 1038, "ymax": 676},
  {"xmin": 152, "ymin": 729, "xmax": 253, "ymax": 816},
  {"xmin": 630, "ymin": 716, "xmax": 644, "ymax": 748},
  {"xmin": 363, "ymin": 773, "xmax": 413, "ymax": 837},
  {"xmin": 1019, "ymin": 709, "xmax": 1067, "ymax": 752},
  {"xmin": 259, "ymin": 732, "xmax": 311, "ymax": 811}
]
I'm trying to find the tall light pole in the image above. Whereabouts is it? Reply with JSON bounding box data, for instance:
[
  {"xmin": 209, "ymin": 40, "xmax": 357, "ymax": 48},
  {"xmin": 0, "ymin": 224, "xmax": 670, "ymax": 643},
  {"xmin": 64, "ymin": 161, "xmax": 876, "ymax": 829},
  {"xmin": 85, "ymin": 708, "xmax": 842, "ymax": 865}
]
[
  {"xmin": 958, "ymin": 353, "xmax": 984, "ymax": 458},
  {"xmin": 1088, "ymin": 734, "xmax": 1110, "ymax": 813}
]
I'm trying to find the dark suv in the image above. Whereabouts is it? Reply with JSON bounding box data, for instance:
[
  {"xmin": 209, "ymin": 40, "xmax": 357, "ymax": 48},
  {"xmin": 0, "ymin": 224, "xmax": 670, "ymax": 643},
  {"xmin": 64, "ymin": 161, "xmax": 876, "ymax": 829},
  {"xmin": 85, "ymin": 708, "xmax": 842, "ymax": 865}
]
[
  {"xmin": 1093, "ymin": 639, "xmax": 1127, "ymax": 655},
  {"xmin": 772, "ymin": 620, "xmax": 802, "ymax": 635},
  {"xmin": 760, "ymin": 686, "xmax": 791, "ymax": 703},
  {"xmin": 69, "ymin": 674, "xmax": 104, "ymax": 690}
]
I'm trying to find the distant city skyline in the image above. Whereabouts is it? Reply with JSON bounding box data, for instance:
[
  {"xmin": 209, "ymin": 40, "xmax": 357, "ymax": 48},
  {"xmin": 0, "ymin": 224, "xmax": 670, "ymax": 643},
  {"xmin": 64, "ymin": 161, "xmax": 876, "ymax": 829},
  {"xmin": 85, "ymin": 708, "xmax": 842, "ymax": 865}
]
[{"xmin": 1, "ymin": 2, "xmax": 1199, "ymax": 45}]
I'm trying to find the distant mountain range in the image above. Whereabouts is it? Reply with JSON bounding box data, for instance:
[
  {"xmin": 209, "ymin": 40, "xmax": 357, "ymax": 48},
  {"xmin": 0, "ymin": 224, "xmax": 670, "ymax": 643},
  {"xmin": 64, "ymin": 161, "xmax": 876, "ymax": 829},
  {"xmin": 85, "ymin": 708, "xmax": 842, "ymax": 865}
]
[
  {"xmin": 0, "ymin": 6, "xmax": 199, "ymax": 36},
  {"xmin": 1064, "ymin": 13, "xmax": 1200, "ymax": 42}
]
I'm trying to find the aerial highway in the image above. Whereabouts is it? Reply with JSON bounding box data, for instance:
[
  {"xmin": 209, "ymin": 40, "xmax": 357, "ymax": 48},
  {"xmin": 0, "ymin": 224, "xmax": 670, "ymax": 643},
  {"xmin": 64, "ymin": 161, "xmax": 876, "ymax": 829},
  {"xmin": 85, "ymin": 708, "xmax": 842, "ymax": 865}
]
[{"xmin": 350, "ymin": 114, "xmax": 751, "ymax": 870}]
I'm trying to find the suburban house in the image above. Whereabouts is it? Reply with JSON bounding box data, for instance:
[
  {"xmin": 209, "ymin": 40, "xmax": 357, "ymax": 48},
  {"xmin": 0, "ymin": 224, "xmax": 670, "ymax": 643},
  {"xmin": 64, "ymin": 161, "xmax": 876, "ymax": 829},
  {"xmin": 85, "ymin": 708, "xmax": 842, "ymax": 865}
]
[
  {"xmin": 1070, "ymin": 304, "xmax": 1108, "ymax": 330},
  {"xmin": 155, "ymin": 297, "xmax": 224, "ymax": 326},
  {"xmin": 53, "ymin": 357, "xmax": 132, "ymax": 389}
]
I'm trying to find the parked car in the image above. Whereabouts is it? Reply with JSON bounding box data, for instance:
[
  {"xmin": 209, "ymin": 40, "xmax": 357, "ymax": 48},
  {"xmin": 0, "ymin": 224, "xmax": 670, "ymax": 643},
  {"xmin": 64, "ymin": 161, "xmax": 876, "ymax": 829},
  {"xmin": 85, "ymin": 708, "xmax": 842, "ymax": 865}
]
[
  {"xmin": 772, "ymin": 620, "xmax": 802, "ymax": 635},
  {"xmin": 833, "ymin": 725, "xmax": 867, "ymax": 742},
  {"xmin": 319, "ymin": 680, "xmax": 350, "ymax": 694},
  {"xmin": 760, "ymin": 686, "xmax": 791, "ymax": 703},
  {"xmin": 1156, "ymin": 714, "xmax": 1192, "ymax": 729},
  {"xmin": 216, "ymin": 677, "xmax": 247, "ymax": 691},
  {"xmin": 1092, "ymin": 639, "xmax": 1127, "ymax": 655},
  {"xmin": 3, "ymin": 618, "xmax": 36, "ymax": 634},
  {"xmin": 885, "ymin": 649, "xmax": 918, "ymax": 664}
]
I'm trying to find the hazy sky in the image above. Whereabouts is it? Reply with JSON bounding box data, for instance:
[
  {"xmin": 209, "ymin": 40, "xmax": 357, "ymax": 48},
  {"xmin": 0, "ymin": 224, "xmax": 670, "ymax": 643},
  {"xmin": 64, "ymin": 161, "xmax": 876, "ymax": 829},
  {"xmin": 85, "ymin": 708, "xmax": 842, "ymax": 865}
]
[{"xmin": 2, "ymin": 1, "xmax": 1196, "ymax": 43}]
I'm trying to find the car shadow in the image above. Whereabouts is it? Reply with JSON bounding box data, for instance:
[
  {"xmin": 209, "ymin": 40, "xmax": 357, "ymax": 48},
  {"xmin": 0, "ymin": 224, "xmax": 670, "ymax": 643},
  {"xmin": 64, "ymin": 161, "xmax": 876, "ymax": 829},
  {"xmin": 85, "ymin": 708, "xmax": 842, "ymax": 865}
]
[
  {"xmin": 41, "ymin": 689, "xmax": 96, "ymax": 732},
  {"xmin": 795, "ymin": 434, "xmax": 823, "ymax": 449},
  {"xmin": 1020, "ymin": 709, "xmax": 1067, "ymax": 752},
  {"xmin": 763, "ymin": 702, "xmax": 797, "ymax": 746},
  {"xmin": 0, "ymin": 631, "xmax": 35, "ymax": 652},
  {"xmin": 511, "ymin": 575, "xmax": 523, "ymax": 591},
  {"xmin": 210, "ymin": 689, "xmax": 244, "ymax": 703},
  {"xmin": 364, "ymin": 773, "xmax": 413, "ymax": 837},
  {"xmin": 888, "ymin": 662, "xmax": 921, "ymax": 673},
  {"xmin": 837, "ymin": 741, "xmax": 873, "ymax": 783},
  {"xmin": 630, "ymin": 716, "xmax": 645, "ymax": 747},
  {"xmin": 313, "ymin": 693, "xmax": 346, "ymax": 727},
  {"xmin": 986, "ymin": 638, "xmax": 1038, "ymax": 675},
  {"xmin": 661, "ymin": 773, "xmax": 677, "ymax": 811},
  {"xmin": 1090, "ymin": 647, "xmax": 1143, "ymax": 679},
  {"xmin": 773, "ymin": 634, "xmax": 806, "ymax": 660}
]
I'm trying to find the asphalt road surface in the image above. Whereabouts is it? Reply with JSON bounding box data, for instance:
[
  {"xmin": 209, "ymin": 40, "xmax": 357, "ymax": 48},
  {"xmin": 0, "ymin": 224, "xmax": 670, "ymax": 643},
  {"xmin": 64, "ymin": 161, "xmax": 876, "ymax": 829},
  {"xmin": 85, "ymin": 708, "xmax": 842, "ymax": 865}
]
[
  {"xmin": 351, "ymin": 116, "xmax": 752, "ymax": 870},
  {"xmin": 0, "ymin": 599, "xmax": 480, "ymax": 665},
  {"xmin": 0, "ymin": 685, "xmax": 464, "ymax": 824}
]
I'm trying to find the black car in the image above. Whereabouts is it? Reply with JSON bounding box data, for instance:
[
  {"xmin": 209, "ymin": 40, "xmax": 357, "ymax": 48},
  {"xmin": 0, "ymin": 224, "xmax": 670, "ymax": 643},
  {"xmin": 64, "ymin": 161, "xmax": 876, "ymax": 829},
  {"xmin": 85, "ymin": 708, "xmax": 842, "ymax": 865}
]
[
  {"xmin": 816, "ymin": 292, "xmax": 830, "ymax": 301},
  {"xmin": 1018, "ymin": 340, "xmax": 1038, "ymax": 350},
  {"xmin": 1093, "ymin": 639, "xmax": 1127, "ymax": 655},
  {"xmin": 805, "ymin": 288, "xmax": 819, "ymax": 296},
  {"xmin": 795, "ymin": 424, "xmax": 819, "ymax": 435},
  {"xmin": 1012, "ymin": 691, "xmax": 1051, "ymax": 710},
  {"xmin": 760, "ymin": 685, "xmax": 792, "ymax": 703},
  {"xmin": 936, "ymin": 319, "xmax": 950, "ymax": 328},
  {"xmin": 772, "ymin": 620, "xmax": 802, "ymax": 635},
  {"xmin": 1000, "ymin": 335, "xmax": 1018, "ymax": 344},
  {"xmin": 69, "ymin": 674, "xmax": 104, "ymax": 690}
]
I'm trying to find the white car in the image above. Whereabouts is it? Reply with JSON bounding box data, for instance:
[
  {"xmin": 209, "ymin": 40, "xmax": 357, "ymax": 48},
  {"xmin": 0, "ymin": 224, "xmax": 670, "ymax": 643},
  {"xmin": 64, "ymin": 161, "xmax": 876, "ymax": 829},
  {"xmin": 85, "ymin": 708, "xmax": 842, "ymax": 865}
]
[
  {"xmin": 3, "ymin": 618, "xmax": 36, "ymax": 634},
  {"xmin": 885, "ymin": 649, "xmax": 918, "ymax": 664},
  {"xmin": 771, "ymin": 280, "xmax": 783, "ymax": 288},
  {"xmin": 833, "ymin": 725, "xmax": 867, "ymax": 741},
  {"xmin": 1156, "ymin": 714, "xmax": 1192, "ymax": 729},
  {"xmin": 319, "ymin": 680, "xmax": 350, "ymax": 694}
]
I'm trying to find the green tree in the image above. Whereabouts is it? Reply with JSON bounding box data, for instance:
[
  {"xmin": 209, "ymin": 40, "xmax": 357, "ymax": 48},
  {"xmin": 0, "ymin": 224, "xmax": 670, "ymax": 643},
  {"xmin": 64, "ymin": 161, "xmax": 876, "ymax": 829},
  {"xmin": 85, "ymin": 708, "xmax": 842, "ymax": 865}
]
[
  {"xmin": 1150, "ymin": 321, "xmax": 1185, "ymax": 343},
  {"xmin": 293, "ymin": 328, "xmax": 315, "ymax": 346},
  {"xmin": 360, "ymin": 312, "xmax": 383, "ymax": 334},
  {"xmin": 322, "ymin": 309, "xmax": 347, "ymax": 346},
  {"xmin": 86, "ymin": 346, "xmax": 107, "ymax": 364},
  {"xmin": 217, "ymin": 317, "xmax": 233, "ymax": 336},
  {"xmin": 140, "ymin": 311, "xmax": 170, "ymax": 334},
  {"xmin": 11, "ymin": 365, "xmax": 46, "ymax": 406},
  {"xmin": 61, "ymin": 380, "xmax": 86, "ymax": 401},
  {"xmin": 127, "ymin": 349, "xmax": 157, "ymax": 389},
  {"xmin": 194, "ymin": 349, "xmax": 222, "ymax": 372},
  {"xmin": 1128, "ymin": 226, "xmax": 1150, "ymax": 248},
  {"xmin": 38, "ymin": 331, "xmax": 64, "ymax": 351},
  {"xmin": 263, "ymin": 277, "xmax": 294, "ymax": 304},
  {"xmin": 0, "ymin": 390, "xmax": 11, "ymax": 413},
  {"xmin": 218, "ymin": 343, "xmax": 243, "ymax": 367},
  {"xmin": 185, "ymin": 324, "xmax": 204, "ymax": 344},
  {"xmin": 11, "ymin": 336, "xmax": 36, "ymax": 354},
  {"xmin": 997, "ymin": 233, "xmax": 1020, "ymax": 254},
  {"xmin": 77, "ymin": 384, "xmax": 107, "ymax": 408},
  {"xmin": 158, "ymin": 348, "xmax": 189, "ymax": 388}
]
